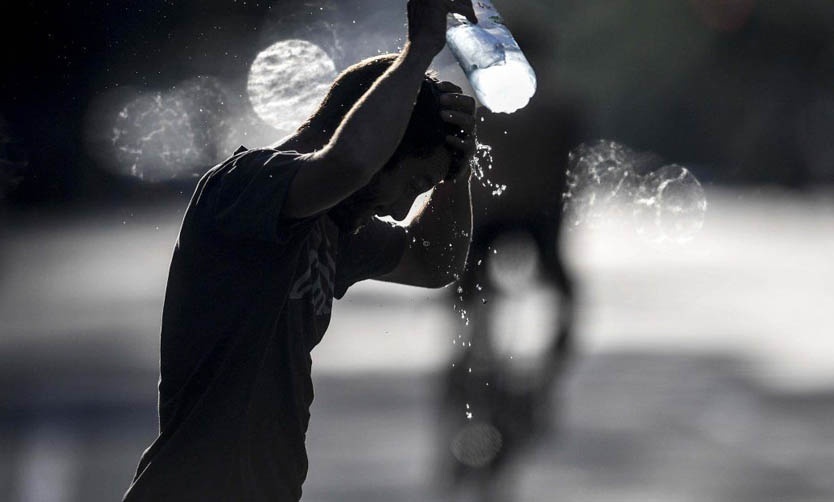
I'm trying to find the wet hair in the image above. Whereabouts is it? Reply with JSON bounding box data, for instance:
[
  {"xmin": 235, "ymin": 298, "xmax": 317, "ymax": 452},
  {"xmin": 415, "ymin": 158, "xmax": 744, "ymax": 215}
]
[{"xmin": 298, "ymin": 54, "xmax": 460, "ymax": 179}]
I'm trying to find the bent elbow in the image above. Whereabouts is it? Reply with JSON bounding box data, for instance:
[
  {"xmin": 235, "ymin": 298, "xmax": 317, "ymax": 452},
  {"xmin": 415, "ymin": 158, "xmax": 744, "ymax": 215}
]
[{"xmin": 424, "ymin": 275, "xmax": 453, "ymax": 289}]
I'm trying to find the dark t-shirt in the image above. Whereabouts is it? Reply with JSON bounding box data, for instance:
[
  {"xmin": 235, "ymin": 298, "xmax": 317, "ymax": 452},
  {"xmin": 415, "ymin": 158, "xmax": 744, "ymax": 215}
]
[{"xmin": 123, "ymin": 146, "xmax": 406, "ymax": 501}]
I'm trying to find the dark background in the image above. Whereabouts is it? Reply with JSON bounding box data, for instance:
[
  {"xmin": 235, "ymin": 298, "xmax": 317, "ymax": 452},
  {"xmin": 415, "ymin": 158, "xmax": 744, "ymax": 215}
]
[
  {"xmin": 2, "ymin": 0, "xmax": 833, "ymax": 210},
  {"xmin": 1, "ymin": 1, "xmax": 833, "ymax": 501}
]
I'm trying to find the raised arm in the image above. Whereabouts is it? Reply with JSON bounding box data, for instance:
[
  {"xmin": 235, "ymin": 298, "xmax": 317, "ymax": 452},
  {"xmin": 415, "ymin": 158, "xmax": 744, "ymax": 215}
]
[
  {"xmin": 282, "ymin": 0, "xmax": 477, "ymax": 219},
  {"xmin": 379, "ymin": 86, "xmax": 477, "ymax": 287},
  {"xmin": 379, "ymin": 173, "xmax": 473, "ymax": 288}
]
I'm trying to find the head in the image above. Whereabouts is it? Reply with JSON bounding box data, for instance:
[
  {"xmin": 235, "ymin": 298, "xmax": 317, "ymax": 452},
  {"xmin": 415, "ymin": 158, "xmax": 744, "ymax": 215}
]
[{"xmin": 295, "ymin": 54, "xmax": 463, "ymax": 232}]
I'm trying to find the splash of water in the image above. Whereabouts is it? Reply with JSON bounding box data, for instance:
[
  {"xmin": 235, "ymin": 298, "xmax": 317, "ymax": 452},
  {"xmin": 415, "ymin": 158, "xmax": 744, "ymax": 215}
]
[
  {"xmin": 563, "ymin": 140, "xmax": 639, "ymax": 228},
  {"xmin": 247, "ymin": 39, "xmax": 336, "ymax": 134},
  {"xmin": 470, "ymin": 142, "xmax": 507, "ymax": 196},
  {"xmin": 563, "ymin": 140, "xmax": 707, "ymax": 243},
  {"xmin": 633, "ymin": 164, "xmax": 708, "ymax": 243}
]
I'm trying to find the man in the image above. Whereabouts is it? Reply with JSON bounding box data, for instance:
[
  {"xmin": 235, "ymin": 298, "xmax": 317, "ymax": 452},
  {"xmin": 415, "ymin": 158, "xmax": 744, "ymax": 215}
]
[{"xmin": 123, "ymin": 0, "xmax": 478, "ymax": 500}]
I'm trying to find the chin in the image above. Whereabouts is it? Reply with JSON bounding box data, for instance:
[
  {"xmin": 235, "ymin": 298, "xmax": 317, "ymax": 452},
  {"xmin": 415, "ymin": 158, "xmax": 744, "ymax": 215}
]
[
  {"xmin": 350, "ymin": 215, "xmax": 372, "ymax": 234},
  {"xmin": 338, "ymin": 209, "xmax": 374, "ymax": 235}
]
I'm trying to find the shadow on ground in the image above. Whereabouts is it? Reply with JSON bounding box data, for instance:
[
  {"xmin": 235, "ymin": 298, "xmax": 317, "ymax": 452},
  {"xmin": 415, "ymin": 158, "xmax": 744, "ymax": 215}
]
[{"xmin": 4, "ymin": 351, "xmax": 831, "ymax": 502}]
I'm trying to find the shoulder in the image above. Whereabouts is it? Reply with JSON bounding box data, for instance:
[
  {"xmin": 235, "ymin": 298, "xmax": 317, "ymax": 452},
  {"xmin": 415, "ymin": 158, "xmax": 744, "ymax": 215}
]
[
  {"xmin": 186, "ymin": 146, "xmax": 316, "ymax": 242},
  {"xmin": 197, "ymin": 146, "xmax": 307, "ymax": 193},
  {"xmin": 209, "ymin": 145, "xmax": 305, "ymax": 170},
  {"xmin": 224, "ymin": 146, "xmax": 306, "ymax": 170}
]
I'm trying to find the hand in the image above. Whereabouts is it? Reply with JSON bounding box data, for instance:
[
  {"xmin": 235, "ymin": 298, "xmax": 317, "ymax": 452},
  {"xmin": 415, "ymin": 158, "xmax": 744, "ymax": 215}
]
[
  {"xmin": 407, "ymin": 0, "xmax": 477, "ymax": 57},
  {"xmin": 437, "ymin": 81, "xmax": 477, "ymax": 181}
]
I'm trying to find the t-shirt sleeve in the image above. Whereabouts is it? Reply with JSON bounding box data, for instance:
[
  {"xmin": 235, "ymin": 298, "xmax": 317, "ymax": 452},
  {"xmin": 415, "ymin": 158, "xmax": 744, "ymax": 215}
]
[
  {"xmin": 200, "ymin": 148, "xmax": 309, "ymax": 243},
  {"xmin": 334, "ymin": 217, "xmax": 407, "ymax": 299}
]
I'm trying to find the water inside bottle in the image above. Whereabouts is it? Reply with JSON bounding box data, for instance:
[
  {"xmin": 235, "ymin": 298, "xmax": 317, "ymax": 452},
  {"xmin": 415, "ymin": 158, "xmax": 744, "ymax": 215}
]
[
  {"xmin": 446, "ymin": 24, "xmax": 505, "ymax": 72},
  {"xmin": 470, "ymin": 59, "xmax": 537, "ymax": 114}
]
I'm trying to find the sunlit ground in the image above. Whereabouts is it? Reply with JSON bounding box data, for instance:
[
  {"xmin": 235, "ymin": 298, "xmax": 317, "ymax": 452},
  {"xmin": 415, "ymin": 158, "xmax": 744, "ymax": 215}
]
[
  {"xmin": 323, "ymin": 187, "xmax": 834, "ymax": 391},
  {"xmin": 1, "ymin": 187, "xmax": 833, "ymax": 501}
]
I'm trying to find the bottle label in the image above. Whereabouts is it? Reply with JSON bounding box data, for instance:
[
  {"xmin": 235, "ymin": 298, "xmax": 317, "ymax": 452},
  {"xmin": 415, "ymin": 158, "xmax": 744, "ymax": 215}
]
[
  {"xmin": 449, "ymin": 1, "xmax": 504, "ymax": 28},
  {"xmin": 473, "ymin": 1, "xmax": 505, "ymax": 27},
  {"xmin": 457, "ymin": 1, "xmax": 520, "ymax": 54}
]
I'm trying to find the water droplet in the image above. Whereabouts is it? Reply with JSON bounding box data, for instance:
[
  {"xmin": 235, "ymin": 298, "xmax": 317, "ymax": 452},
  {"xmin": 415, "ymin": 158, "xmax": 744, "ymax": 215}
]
[
  {"xmin": 632, "ymin": 164, "xmax": 707, "ymax": 243},
  {"xmin": 563, "ymin": 140, "xmax": 641, "ymax": 229},
  {"xmin": 563, "ymin": 140, "xmax": 707, "ymax": 242},
  {"xmin": 470, "ymin": 142, "xmax": 506, "ymax": 198},
  {"xmin": 422, "ymin": 240, "xmax": 430, "ymax": 247}
]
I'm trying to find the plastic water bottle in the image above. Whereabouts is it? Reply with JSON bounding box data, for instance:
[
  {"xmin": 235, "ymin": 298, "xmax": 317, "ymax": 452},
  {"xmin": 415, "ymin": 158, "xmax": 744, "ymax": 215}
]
[{"xmin": 445, "ymin": 0, "xmax": 537, "ymax": 113}]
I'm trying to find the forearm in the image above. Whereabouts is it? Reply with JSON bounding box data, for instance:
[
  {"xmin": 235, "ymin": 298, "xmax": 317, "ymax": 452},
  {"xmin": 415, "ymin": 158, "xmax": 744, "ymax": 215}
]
[
  {"xmin": 408, "ymin": 174, "xmax": 473, "ymax": 285},
  {"xmin": 320, "ymin": 42, "xmax": 435, "ymax": 179}
]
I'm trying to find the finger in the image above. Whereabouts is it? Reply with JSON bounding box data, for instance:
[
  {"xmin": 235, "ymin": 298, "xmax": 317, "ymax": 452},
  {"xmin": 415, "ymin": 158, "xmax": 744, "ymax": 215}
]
[
  {"xmin": 438, "ymin": 92, "xmax": 476, "ymax": 113},
  {"xmin": 436, "ymin": 80, "xmax": 463, "ymax": 94},
  {"xmin": 441, "ymin": 109, "xmax": 476, "ymax": 130},
  {"xmin": 445, "ymin": 134, "xmax": 476, "ymax": 156},
  {"xmin": 446, "ymin": 0, "xmax": 478, "ymax": 24}
]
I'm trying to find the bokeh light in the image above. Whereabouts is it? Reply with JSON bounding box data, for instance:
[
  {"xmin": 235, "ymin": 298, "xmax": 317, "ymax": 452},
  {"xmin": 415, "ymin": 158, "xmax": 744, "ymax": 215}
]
[
  {"xmin": 487, "ymin": 230, "xmax": 539, "ymax": 293},
  {"xmin": 246, "ymin": 39, "xmax": 336, "ymax": 135},
  {"xmin": 633, "ymin": 164, "xmax": 708, "ymax": 243},
  {"xmin": 110, "ymin": 91, "xmax": 201, "ymax": 182},
  {"xmin": 563, "ymin": 140, "xmax": 640, "ymax": 229},
  {"xmin": 564, "ymin": 140, "xmax": 708, "ymax": 243},
  {"xmin": 450, "ymin": 422, "xmax": 503, "ymax": 468},
  {"xmin": 88, "ymin": 76, "xmax": 238, "ymax": 183}
]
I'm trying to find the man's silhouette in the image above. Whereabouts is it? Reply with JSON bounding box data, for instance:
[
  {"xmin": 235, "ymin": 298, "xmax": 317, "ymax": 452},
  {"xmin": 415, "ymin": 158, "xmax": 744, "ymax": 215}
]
[{"xmin": 123, "ymin": 1, "xmax": 479, "ymax": 500}]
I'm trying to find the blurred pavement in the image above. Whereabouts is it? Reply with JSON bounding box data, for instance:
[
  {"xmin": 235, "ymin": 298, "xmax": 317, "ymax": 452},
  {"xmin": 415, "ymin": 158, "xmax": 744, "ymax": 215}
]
[{"xmin": 1, "ymin": 187, "xmax": 833, "ymax": 501}]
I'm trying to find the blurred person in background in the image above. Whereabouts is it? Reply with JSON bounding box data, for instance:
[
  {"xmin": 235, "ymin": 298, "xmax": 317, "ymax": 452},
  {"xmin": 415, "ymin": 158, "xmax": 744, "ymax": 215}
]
[
  {"xmin": 122, "ymin": 1, "xmax": 478, "ymax": 500},
  {"xmin": 436, "ymin": 2, "xmax": 587, "ymax": 501}
]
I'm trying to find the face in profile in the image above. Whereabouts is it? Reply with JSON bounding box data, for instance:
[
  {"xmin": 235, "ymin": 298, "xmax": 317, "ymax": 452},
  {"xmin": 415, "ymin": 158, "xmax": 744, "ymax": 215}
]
[{"xmin": 335, "ymin": 145, "xmax": 452, "ymax": 231}]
